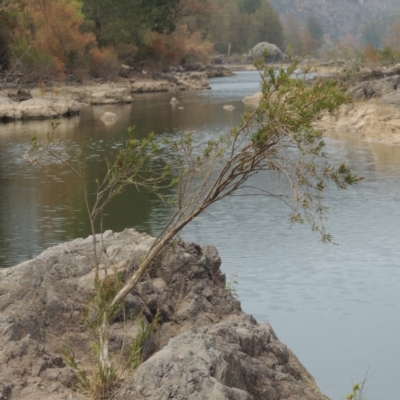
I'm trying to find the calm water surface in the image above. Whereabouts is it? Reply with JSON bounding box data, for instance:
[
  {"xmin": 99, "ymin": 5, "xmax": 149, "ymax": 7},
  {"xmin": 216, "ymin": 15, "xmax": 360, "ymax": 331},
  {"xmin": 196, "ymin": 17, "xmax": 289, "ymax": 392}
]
[{"xmin": 1, "ymin": 71, "xmax": 400, "ymax": 399}]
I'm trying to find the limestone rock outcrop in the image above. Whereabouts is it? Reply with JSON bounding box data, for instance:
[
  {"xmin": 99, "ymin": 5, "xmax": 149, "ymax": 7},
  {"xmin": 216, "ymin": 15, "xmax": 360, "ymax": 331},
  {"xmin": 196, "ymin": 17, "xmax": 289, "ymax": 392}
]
[
  {"xmin": 0, "ymin": 95, "xmax": 81, "ymax": 121},
  {"xmin": 0, "ymin": 229, "xmax": 328, "ymax": 400}
]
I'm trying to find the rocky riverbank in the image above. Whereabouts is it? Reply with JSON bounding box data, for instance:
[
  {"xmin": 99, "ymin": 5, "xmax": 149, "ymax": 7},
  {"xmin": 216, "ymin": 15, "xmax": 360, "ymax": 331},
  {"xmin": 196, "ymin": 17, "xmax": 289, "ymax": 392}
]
[
  {"xmin": 241, "ymin": 62, "xmax": 400, "ymax": 146},
  {"xmin": 0, "ymin": 229, "xmax": 329, "ymax": 400},
  {"xmin": 0, "ymin": 66, "xmax": 232, "ymax": 122},
  {"xmin": 317, "ymin": 64, "xmax": 400, "ymax": 145}
]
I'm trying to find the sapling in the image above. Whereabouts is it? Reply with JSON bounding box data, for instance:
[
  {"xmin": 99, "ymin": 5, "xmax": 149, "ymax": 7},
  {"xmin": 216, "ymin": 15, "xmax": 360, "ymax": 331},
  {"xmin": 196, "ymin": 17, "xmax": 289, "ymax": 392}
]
[{"xmin": 26, "ymin": 57, "xmax": 360, "ymax": 393}]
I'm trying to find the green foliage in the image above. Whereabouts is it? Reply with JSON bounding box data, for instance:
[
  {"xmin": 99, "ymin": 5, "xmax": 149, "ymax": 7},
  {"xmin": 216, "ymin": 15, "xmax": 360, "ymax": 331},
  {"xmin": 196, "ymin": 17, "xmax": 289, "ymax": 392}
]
[
  {"xmin": 205, "ymin": 0, "xmax": 283, "ymax": 54},
  {"xmin": 10, "ymin": 38, "xmax": 59, "ymax": 80},
  {"xmin": 129, "ymin": 311, "xmax": 159, "ymax": 369},
  {"xmin": 81, "ymin": 0, "xmax": 179, "ymax": 54},
  {"xmin": 89, "ymin": 273, "xmax": 125, "ymax": 329},
  {"xmin": 0, "ymin": 14, "xmax": 11, "ymax": 69},
  {"xmin": 61, "ymin": 272, "xmax": 123, "ymax": 398},
  {"xmin": 378, "ymin": 45, "xmax": 400, "ymax": 64},
  {"xmin": 61, "ymin": 348, "xmax": 92, "ymax": 393},
  {"xmin": 306, "ymin": 15, "xmax": 324, "ymax": 47},
  {"xmin": 226, "ymin": 273, "xmax": 239, "ymax": 298},
  {"xmin": 358, "ymin": 19, "xmax": 387, "ymax": 49},
  {"xmin": 166, "ymin": 57, "xmax": 358, "ymax": 245}
]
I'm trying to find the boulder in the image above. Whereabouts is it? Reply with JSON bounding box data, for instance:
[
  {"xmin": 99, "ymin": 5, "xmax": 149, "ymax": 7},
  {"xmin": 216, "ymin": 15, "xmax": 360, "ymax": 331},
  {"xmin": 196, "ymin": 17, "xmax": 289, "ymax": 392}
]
[
  {"xmin": 223, "ymin": 104, "xmax": 235, "ymax": 111},
  {"xmin": 0, "ymin": 229, "xmax": 328, "ymax": 400},
  {"xmin": 250, "ymin": 42, "xmax": 285, "ymax": 62}
]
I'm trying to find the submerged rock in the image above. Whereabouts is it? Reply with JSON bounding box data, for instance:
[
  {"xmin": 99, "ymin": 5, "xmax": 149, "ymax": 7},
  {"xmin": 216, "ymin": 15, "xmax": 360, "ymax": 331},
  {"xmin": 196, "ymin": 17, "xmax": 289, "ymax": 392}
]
[
  {"xmin": 0, "ymin": 229, "xmax": 328, "ymax": 399},
  {"xmin": 100, "ymin": 111, "xmax": 118, "ymax": 123}
]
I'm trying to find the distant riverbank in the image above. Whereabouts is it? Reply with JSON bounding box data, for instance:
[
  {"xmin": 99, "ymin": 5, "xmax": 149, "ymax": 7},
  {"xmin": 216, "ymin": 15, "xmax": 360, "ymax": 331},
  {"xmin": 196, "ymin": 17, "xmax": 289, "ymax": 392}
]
[
  {"xmin": 239, "ymin": 61, "xmax": 400, "ymax": 146},
  {"xmin": 0, "ymin": 66, "xmax": 232, "ymax": 122}
]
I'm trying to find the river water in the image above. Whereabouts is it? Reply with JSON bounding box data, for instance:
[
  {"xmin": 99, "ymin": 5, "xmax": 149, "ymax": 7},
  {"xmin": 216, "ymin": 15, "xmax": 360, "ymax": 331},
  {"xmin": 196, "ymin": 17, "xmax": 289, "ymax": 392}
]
[{"xmin": 1, "ymin": 71, "xmax": 400, "ymax": 399}]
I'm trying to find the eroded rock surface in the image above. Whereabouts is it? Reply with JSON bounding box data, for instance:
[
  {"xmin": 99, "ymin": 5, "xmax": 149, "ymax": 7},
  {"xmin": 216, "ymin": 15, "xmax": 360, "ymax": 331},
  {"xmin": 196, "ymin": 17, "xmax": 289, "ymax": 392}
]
[
  {"xmin": 0, "ymin": 229, "xmax": 328, "ymax": 399},
  {"xmin": 117, "ymin": 315, "xmax": 327, "ymax": 400}
]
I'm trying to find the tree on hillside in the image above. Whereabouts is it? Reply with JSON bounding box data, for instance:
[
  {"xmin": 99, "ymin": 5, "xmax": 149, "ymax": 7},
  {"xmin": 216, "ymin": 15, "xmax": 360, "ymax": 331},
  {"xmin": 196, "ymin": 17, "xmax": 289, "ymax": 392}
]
[
  {"xmin": 8, "ymin": 0, "xmax": 96, "ymax": 79},
  {"xmin": 306, "ymin": 14, "xmax": 324, "ymax": 48},
  {"xmin": 170, "ymin": 0, "xmax": 211, "ymax": 33},
  {"xmin": 0, "ymin": 0, "xmax": 20, "ymax": 69},
  {"xmin": 383, "ymin": 16, "xmax": 400, "ymax": 52},
  {"xmin": 255, "ymin": 1, "xmax": 283, "ymax": 48},
  {"xmin": 239, "ymin": 0, "xmax": 261, "ymax": 14},
  {"xmin": 358, "ymin": 19, "xmax": 386, "ymax": 49},
  {"xmin": 81, "ymin": 0, "xmax": 179, "ymax": 59},
  {"xmin": 301, "ymin": 28, "xmax": 318, "ymax": 55},
  {"xmin": 283, "ymin": 12, "xmax": 303, "ymax": 55},
  {"xmin": 205, "ymin": 0, "xmax": 283, "ymax": 54},
  {"xmin": 27, "ymin": 58, "xmax": 359, "ymax": 395}
]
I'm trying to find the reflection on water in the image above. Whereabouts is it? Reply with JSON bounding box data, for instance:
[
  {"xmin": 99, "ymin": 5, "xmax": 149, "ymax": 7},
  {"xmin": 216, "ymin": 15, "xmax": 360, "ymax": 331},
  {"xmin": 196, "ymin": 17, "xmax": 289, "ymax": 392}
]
[{"xmin": 1, "ymin": 71, "xmax": 400, "ymax": 400}]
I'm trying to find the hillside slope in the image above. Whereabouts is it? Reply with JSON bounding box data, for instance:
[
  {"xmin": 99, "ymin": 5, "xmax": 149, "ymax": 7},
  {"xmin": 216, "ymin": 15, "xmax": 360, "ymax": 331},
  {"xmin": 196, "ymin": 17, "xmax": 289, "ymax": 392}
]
[{"xmin": 269, "ymin": 0, "xmax": 400, "ymax": 40}]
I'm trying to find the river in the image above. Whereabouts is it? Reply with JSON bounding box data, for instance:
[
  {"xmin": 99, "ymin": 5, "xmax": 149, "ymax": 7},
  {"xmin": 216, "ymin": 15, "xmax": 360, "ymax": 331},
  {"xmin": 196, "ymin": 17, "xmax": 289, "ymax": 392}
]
[{"xmin": 0, "ymin": 71, "xmax": 399, "ymax": 399}]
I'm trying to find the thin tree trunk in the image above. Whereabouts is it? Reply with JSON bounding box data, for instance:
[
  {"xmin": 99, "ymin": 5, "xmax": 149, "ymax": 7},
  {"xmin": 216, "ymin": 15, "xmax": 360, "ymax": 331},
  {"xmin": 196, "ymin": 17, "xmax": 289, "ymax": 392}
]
[{"xmin": 99, "ymin": 312, "xmax": 111, "ymax": 376}]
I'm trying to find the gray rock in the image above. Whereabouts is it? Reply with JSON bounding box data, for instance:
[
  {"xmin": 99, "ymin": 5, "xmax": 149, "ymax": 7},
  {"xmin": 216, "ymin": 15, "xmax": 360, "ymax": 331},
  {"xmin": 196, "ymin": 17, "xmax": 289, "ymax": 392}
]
[
  {"xmin": 344, "ymin": 64, "xmax": 400, "ymax": 102},
  {"xmin": 379, "ymin": 90, "xmax": 400, "ymax": 104},
  {"xmin": 116, "ymin": 315, "xmax": 328, "ymax": 400},
  {"xmin": 0, "ymin": 383, "xmax": 12, "ymax": 400},
  {"xmin": 0, "ymin": 230, "xmax": 327, "ymax": 399}
]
